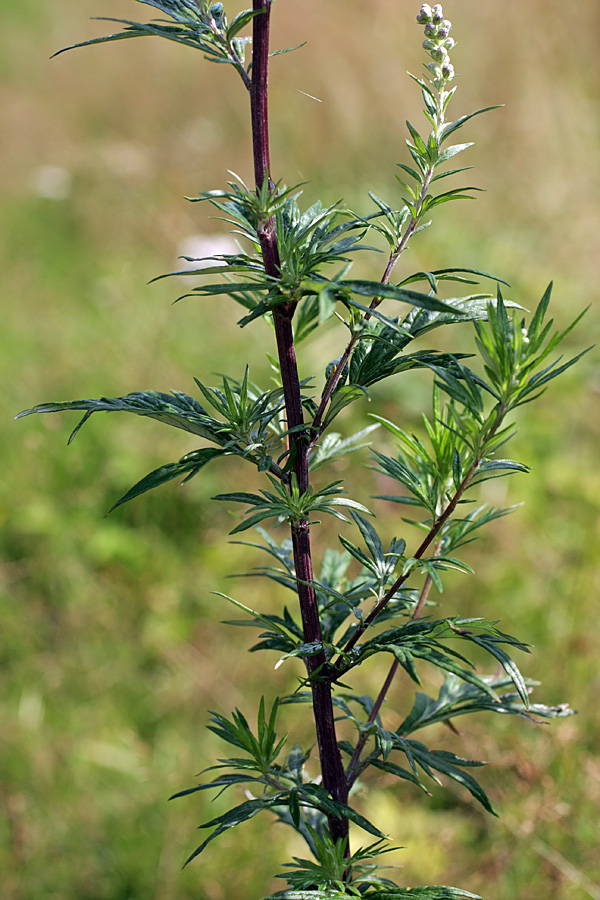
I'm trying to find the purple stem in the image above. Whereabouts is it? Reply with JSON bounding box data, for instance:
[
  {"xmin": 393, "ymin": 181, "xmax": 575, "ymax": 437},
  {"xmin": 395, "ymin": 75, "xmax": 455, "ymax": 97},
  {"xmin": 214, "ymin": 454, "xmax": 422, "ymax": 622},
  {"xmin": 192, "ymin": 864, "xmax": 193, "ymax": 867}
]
[{"xmin": 250, "ymin": 0, "xmax": 349, "ymax": 847}]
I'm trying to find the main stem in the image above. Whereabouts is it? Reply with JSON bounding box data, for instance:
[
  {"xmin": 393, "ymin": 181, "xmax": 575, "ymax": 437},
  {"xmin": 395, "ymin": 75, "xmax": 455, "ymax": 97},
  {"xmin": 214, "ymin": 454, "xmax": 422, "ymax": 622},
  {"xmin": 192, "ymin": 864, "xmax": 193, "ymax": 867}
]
[{"xmin": 250, "ymin": 0, "xmax": 349, "ymax": 847}]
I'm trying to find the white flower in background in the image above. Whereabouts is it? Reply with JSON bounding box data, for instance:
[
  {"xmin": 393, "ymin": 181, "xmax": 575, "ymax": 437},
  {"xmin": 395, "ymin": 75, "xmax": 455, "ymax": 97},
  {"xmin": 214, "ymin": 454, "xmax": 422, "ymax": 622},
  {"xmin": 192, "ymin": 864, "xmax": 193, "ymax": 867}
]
[
  {"xmin": 30, "ymin": 165, "xmax": 72, "ymax": 200},
  {"xmin": 177, "ymin": 234, "xmax": 239, "ymax": 273}
]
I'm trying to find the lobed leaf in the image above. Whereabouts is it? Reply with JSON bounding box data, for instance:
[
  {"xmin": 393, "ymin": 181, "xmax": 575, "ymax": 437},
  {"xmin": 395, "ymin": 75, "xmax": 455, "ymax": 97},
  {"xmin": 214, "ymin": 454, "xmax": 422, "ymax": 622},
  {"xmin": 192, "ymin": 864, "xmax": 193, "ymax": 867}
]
[
  {"xmin": 338, "ymin": 280, "xmax": 470, "ymax": 315},
  {"xmin": 17, "ymin": 389, "xmax": 232, "ymax": 443},
  {"xmin": 397, "ymin": 673, "xmax": 576, "ymax": 736},
  {"xmin": 111, "ymin": 447, "xmax": 226, "ymax": 509},
  {"xmin": 365, "ymin": 888, "xmax": 482, "ymax": 899},
  {"xmin": 184, "ymin": 795, "xmax": 285, "ymax": 866},
  {"xmin": 401, "ymin": 740, "xmax": 496, "ymax": 815},
  {"xmin": 309, "ymin": 425, "xmax": 379, "ymax": 472},
  {"xmin": 262, "ymin": 892, "xmax": 351, "ymax": 900}
]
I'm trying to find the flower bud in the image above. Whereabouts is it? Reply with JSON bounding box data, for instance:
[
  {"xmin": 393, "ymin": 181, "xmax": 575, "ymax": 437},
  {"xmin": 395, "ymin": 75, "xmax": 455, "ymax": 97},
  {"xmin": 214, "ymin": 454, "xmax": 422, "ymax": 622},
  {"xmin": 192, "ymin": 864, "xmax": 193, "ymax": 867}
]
[
  {"xmin": 437, "ymin": 21, "xmax": 452, "ymax": 39},
  {"xmin": 432, "ymin": 4, "xmax": 444, "ymax": 24},
  {"xmin": 430, "ymin": 44, "xmax": 448, "ymax": 63},
  {"xmin": 443, "ymin": 37, "xmax": 455, "ymax": 50},
  {"xmin": 423, "ymin": 22, "xmax": 437, "ymax": 36},
  {"xmin": 232, "ymin": 36, "xmax": 248, "ymax": 61},
  {"xmin": 422, "ymin": 39, "xmax": 437, "ymax": 52},
  {"xmin": 416, "ymin": 4, "xmax": 433, "ymax": 23},
  {"xmin": 426, "ymin": 62, "xmax": 443, "ymax": 81},
  {"xmin": 441, "ymin": 61, "xmax": 455, "ymax": 81}
]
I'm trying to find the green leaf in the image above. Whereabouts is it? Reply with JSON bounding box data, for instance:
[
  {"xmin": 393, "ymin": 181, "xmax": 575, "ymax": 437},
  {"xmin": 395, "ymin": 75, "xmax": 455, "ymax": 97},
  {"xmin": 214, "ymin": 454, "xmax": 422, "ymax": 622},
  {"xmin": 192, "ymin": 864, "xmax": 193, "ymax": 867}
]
[
  {"xmin": 338, "ymin": 280, "xmax": 469, "ymax": 315},
  {"xmin": 212, "ymin": 491, "xmax": 265, "ymax": 505},
  {"xmin": 111, "ymin": 447, "xmax": 226, "ymax": 510},
  {"xmin": 318, "ymin": 288, "xmax": 338, "ymax": 324},
  {"xmin": 309, "ymin": 425, "xmax": 379, "ymax": 472},
  {"xmin": 321, "ymin": 385, "xmax": 368, "ymax": 427},
  {"xmin": 405, "ymin": 120, "xmax": 429, "ymax": 158},
  {"xmin": 436, "ymin": 143, "xmax": 474, "ymax": 164},
  {"xmin": 422, "ymin": 187, "xmax": 483, "ymax": 212},
  {"xmin": 169, "ymin": 772, "xmax": 264, "ymax": 801},
  {"xmin": 151, "ymin": 263, "xmax": 259, "ymax": 281},
  {"xmin": 394, "ymin": 165, "xmax": 422, "ymax": 184},
  {"xmin": 269, "ymin": 42, "xmax": 307, "ymax": 58},
  {"xmin": 402, "ymin": 740, "xmax": 497, "ymax": 815},
  {"xmin": 371, "ymin": 449, "xmax": 436, "ymax": 514},
  {"xmin": 275, "ymin": 641, "xmax": 324, "ymax": 668},
  {"xmin": 228, "ymin": 509, "xmax": 287, "ymax": 534},
  {"xmin": 297, "ymin": 784, "xmax": 387, "ymax": 839},
  {"xmin": 440, "ymin": 106, "xmax": 502, "ymax": 143},
  {"xmin": 51, "ymin": 26, "xmax": 150, "ymax": 58},
  {"xmin": 184, "ymin": 795, "xmax": 285, "ymax": 866},
  {"xmin": 471, "ymin": 458, "xmax": 530, "ymax": 485},
  {"xmin": 262, "ymin": 892, "xmax": 352, "ymax": 900},
  {"xmin": 226, "ymin": 7, "xmax": 262, "ymax": 40},
  {"xmin": 212, "ymin": 592, "xmax": 301, "ymax": 641},
  {"xmin": 397, "ymin": 673, "xmax": 575, "ymax": 736},
  {"xmin": 349, "ymin": 510, "xmax": 385, "ymax": 564},
  {"xmin": 430, "ymin": 167, "xmax": 476, "ymax": 186},
  {"xmin": 179, "ymin": 279, "xmax": 272, "ymax": 299},
  {"xmin": 52, "ymin": 12, "xmax": 237, "ymax": 63},
  {"xmin": 365, "ymin": 888, "xmax": 482, "ymax": 899},
  {"xmin": 342, "ymin": 298, "xmax": 414, "ymax": 335},
  {"xmin": 516, "ymin": 346, "xmax": 591, "ymax": 406},
  {"xmin": 17, "ymin": 389, "xmax": 232, "ymax": 443},
  {"xmin": 466, "ymin": 633, "xmax": 530, "ymax": 706},
  {"xmin": 369, "ymin": 757, "xmax": 429, "ymax": 791}
]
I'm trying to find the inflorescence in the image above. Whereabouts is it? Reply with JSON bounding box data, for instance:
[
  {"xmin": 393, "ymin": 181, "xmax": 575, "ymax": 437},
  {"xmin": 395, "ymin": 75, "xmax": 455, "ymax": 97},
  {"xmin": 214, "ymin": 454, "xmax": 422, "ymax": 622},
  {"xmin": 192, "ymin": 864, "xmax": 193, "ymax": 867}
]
[{"xmin": 417, "ymin": 4, "xmax": 455, "ymax": 88}]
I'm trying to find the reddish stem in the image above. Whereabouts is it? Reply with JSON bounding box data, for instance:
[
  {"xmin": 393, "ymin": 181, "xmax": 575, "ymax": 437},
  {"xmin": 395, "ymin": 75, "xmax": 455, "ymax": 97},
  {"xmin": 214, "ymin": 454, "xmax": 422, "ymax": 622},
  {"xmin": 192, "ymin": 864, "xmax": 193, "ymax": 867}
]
[{"xmin": 250, "ymin": 0, "xmax": 349, "ymax": 847}]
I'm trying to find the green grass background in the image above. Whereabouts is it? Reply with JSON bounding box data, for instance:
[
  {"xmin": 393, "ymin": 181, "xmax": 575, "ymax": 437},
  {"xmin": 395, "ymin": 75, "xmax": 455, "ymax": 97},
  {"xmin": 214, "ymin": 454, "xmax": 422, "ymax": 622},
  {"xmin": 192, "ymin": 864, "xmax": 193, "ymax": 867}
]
[{"xmin": 2, "ymin": 2, "xmax": 599, "ymax": 899}]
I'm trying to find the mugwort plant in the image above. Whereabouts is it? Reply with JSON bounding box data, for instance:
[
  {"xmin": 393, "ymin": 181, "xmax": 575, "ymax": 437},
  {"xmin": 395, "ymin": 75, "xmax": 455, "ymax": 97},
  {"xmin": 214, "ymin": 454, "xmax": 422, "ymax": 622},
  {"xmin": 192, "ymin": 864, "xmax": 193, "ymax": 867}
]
[{"xmin": 18, "ymin": 2, "xmax": 588, "ymax": 897}]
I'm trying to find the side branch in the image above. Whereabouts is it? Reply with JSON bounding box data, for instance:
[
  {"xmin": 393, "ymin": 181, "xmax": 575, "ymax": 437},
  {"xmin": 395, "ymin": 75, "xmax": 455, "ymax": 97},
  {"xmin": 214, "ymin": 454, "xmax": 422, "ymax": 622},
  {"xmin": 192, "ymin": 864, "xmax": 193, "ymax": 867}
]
[
  {"xmin": 338, "ymin": 457, "xmax": 480, "ymax": 664},
  {"xmin": 337, "ymin": 407, "xmax": 505, "ymax": 666},
  {"xmin": 345, "ymin": 551, "xmax": 441, "ymax": 787},
  {"xmin": 311, "ymin": 142, "xmax": 437, "ymax": 437}
]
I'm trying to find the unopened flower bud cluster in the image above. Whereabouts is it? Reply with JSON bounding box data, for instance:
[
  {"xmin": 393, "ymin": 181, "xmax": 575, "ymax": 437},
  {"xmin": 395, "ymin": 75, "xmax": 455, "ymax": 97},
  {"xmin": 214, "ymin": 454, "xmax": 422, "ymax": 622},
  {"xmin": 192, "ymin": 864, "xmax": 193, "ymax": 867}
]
[{"xmin": 416, "ymin": 4, "xmax": 455, "ymax": 88}]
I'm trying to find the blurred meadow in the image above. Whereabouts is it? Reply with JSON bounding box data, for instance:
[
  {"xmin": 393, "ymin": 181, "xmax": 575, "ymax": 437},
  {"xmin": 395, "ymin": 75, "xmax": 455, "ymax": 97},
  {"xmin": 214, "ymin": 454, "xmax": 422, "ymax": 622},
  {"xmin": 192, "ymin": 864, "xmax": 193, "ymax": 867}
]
[{"xmin": 2, "ymin": 1, "xmax": 599, "ymax": 899}]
